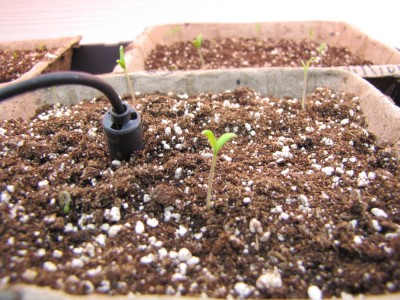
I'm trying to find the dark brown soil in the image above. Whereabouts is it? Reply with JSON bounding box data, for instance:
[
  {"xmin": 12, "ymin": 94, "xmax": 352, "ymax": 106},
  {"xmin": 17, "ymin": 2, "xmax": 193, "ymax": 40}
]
[
  {"xmin": 0, "ymin": 46, "xmax": 53, "ymax": 83},
  {"xmin": 144, "ymin": 38, "xmax": 373, "ymax": 71},
  {"xmin": 1, "ymin": 87, "xmax": 399, "ymax": 299}
]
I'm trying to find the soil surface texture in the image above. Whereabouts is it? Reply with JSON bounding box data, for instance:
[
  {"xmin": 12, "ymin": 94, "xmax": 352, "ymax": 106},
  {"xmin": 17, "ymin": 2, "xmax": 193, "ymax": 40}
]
[
  {"xmin": 0, "ymin": 87, "xmax": 399, "ymax": 299},
  {"xmin": 0, "ymin": 46, "xmax": 53, "ymax": 83},
  {"xmin": 144, "ymin": 38, "xmax": 373, "ymax": 71}
]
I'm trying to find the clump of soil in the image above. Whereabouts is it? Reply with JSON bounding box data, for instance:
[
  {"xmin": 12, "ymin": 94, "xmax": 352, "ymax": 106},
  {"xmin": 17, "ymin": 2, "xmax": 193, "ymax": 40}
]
[
  {"xmin": 145, "ymin": 38, "xmax": 373, "ymax": 71},
  {"xmin": 0, "ymin": 87, "xmax": 399, "ymax": 299},
  {"xmin": 0, "ymin": 46, "xmax": 53, "ymax": 83}
]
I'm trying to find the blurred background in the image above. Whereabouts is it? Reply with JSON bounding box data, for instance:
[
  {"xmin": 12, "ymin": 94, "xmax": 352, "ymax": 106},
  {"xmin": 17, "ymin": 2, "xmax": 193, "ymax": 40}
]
[
  {"xmin": 0, "ymin": 0, "xmax": 398, "ymax": 80},
  {"xmin": 1, "ymin": 0, "xmax": 399, "ymax": 103},
  {"xmin": 1, "ymin": 0, "xmax": 398, "ymax": 47}
]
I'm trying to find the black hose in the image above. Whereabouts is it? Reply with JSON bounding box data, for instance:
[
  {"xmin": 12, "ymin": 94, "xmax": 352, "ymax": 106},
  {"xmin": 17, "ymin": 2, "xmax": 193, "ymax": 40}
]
[{"xmin": 0, "ymin": 71, "xmax": 125, "ymax": 114}]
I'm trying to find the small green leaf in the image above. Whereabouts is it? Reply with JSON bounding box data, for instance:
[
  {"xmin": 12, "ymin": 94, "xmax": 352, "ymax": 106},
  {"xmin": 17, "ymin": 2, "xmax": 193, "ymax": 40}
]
[
  {"xmin": 116, "ymin": 59, "xmax": 125, "ymax": 69},
  {"xmin": 202, "ymin": 129, "xmax": 237, "ymax": 211},
  {"xmin": 317, "ymin": 42, "xmax": 327, "ymax": 53},
  {"xmin": 202, "ymin": 130, "xmax": 237, "ymax": 156},
  {"xmin": 167, "ymin": 25, "xmax": 181, "ymax": 35},
  {"xmin": 302, "ymin": 57, "xmax": 316, "ymax": 70},
  {"xmin": 215, "ymin": 133, "xmax": 237, "ymax": 154},
  {"xmin": 63, "ymin": 202, "xmax": 70, "ymax": 214},
  {"xmin": 255, "ymin": 23, "xmax": 261, "ymax": 34},
  {"xmin": 116, "ymin": 45, "xmax": 126, "ymax": 70},
  {"xmin": 309, "ymin": 29, "xmax": 315, "ymax": 40},
  {"xmin": 59, "ymin": 191, "xmax": 72, "ymax": 214},
  {"xmin": 202, "ymin": 130, "xmax": 217, "ymax": 152},
  {"xmin": 192, "ymin": 34, "xmax": 203, "ymax": 50}
]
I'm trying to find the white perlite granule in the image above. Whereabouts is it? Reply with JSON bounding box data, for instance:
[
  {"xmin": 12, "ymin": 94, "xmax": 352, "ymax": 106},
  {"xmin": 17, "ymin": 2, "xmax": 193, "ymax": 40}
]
[
  {"xmin": 108, "ymin": 225, "xmax": 122, "ymax": 237},
  {"xmin": 371, "ymin": 208, "xmax": 388, "ymax": 218},
  {"xmin": 256, "ymin": 269, "xmax": 283, "ymax": 290},
  {"xmin": 22, "ymin": 269, "xmax": 38, "ymax": 281},
  {"xmin": 52, "ymin": 250, "xmax": 63, "ymax": 258},
  {"xmin": 109, "ymin": 206, "xmax": 121, "ymax": 222},
  {"xmin": 307, "ymin": 285, "xmax": 322, "ymax": 300},
  {"xmin": 95, "ymin": 234, "xmax": 106, "ymax": 246},
  {"xmin": 243, "ymin": 197, "xmax": 251, "ymax": 204},
  {"xmin": 234, "ymin": 282, "xmax": 254, "ymax": 298},
  {"xmin": 177, "ymin": 225, "xmax": 188, "ymax": 236},
  {"xmin": 38, "ymin": 180, "xmax": 49, "ymax": 189},
  {"xmin": 321, "ymin": 166, "xmax": 335, "ymax": 176},
  {"xmin": 71, "ymin": 258, "xmax": 84, "ymax": 268},
  {"xmin": 249, "ymin": 218, "xmax": 263, "ymax": 234},
  {"xmin": 140, "ymin": 253, "xmax": 156, "ymax": 264},
  {"xmin": 146, "ymin": 218, "xmax": 159, "ymax": 228},
  {"xmin": 0, "ymin": 192, "xmax": 11, "ymax": 203},
  {"xmin": 43, "ymin": 261, "xmax": 57, "ymax": 272},
  {"xmin": 178, "ymin": 248, "xmax": 192, "ymax": 262},
  {"xmin": 135, "ymin": 221, "xmax": 145, "ymax": 234},
  {"xmin": 174, "ymin": 167, "xmax": 183, "ymax": 179},
  {"xmin": 143, "ymin": 194, "xmax": 151, "ymax": 203},
  {"xmin": 353, "ymin": 235, "xmax": 363, "ymax": 245},
  {"xmin": 111, "ymin": 160, "xmax": 121, "ymax": 168}
]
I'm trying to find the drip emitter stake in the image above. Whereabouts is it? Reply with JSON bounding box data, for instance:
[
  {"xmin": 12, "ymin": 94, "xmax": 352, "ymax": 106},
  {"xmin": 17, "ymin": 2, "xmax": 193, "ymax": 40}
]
[{"xmin": 0, "ymin": 71, "xmax": 144, "ymax": 161}]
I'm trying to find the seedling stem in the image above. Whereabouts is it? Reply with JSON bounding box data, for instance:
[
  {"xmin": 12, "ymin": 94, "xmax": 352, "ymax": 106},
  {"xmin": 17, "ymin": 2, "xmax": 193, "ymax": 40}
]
[
  {"xmin": 301, "ymin": 57, "xmax": 316, "ymax": 110},
  {"xmin": 59, "ymin": 191, "xmax": 72, "ymax": 214},
  {"xmin": 202, "ymin": 130, "xmax": 237, "ymax": 211},
  {"xmin": 255, "ymin": 23, "xmax": 262, "ymax": 42},
  {"xmin": 192, "ymin": 34, "xmax": 205, "ymax": 69},
  {"xmin": 116, "ymin": 45, "xmax": 136, "ymax": 102}
]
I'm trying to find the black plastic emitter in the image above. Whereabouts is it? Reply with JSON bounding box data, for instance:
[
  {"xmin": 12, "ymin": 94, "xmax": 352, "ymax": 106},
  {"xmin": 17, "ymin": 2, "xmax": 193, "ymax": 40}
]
[{"xmin": 0, "ymin": 71, "xmax": 144, "ymax": 161}]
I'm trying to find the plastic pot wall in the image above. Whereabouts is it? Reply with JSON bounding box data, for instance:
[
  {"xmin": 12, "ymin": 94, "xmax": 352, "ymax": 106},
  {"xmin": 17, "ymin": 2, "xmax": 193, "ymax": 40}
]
[{"xmin": 112, "ymin": 21, "xmax": 400, "ymax": 79}]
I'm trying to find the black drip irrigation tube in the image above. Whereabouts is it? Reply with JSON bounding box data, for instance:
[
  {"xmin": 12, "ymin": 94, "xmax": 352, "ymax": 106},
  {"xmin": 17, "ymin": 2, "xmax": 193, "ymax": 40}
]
[{"xmin": 0, "ymin": 71, "xmax": 144, "ymax": 161}]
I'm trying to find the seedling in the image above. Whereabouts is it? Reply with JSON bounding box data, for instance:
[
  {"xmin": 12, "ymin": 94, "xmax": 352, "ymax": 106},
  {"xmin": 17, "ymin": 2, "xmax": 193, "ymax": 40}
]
[
  {"xmin": 167, "ymin": 25, "xmax": 182, "ymax": 35},
  {"xmin": 316, "ymin": 42, "xmax": 327, "ymax": 54},
  {"xmin": 301, "ymin": 57, "xmax": 316, "ymax": 110},
  {"xmin": 202, "ymin": 130, "xmax": 237, "ymax": 211},
  {"xmin": 58, "ymin": 191, "xmax": 72, "ymax": 214},
  {"xmin": 308, "ymin": 29, "xmax": 315, "ymax": 44},
  {"xmin": 255, "ymin": 23, "xmax": 262, "ymax": 42},
  {"xmin": 192, "ymin": 34, "xmax": 205, "ymax": 69},
  {"xmin": 116, "ymin": 45, "xmax": 136, "ymax": 101}
]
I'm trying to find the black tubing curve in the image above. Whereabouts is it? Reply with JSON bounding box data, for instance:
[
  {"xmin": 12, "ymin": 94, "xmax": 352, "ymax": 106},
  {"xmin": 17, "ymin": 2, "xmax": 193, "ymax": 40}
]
[{"xmin": 0, "ymin": 71, "xmax": 125, "ymax": 114}]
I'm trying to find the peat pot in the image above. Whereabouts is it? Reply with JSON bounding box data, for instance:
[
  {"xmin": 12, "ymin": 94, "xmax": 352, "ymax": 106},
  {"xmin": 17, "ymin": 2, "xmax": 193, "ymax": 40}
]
[
  {"xmin": 0, "ymin": 69, "xmax": 399, "ymax": 300},
  {"xmin": 0, "ymin": 36, "xmax": 81, "ymax": 88},
  {"xmin": 113, "ymin": 21, "xmax": 400, "ymax": 80}
]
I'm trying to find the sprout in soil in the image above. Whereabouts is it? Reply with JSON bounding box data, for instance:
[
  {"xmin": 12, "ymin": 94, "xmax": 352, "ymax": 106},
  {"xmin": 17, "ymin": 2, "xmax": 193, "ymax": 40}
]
[
  {"xmin": 316, "ymin": 42, "xmax": 327, "ymax": 65},
  {"xmin": 301, "ymin": 57, "xmax": 317, "ymax": 110},
  {"xmin": 308, "ymin": 28, "xmax": 315, "ymax": 44},
  {"xmin": 202, "ymin": 130, "xmax": 237, "ymax": 211},
  {"xmin": 167, "ymin": 25, "xmax": 182, "ymax": 35},
  {"xmin": 59, "ymin": 191, "xmax": 72, "ymax": 214},
  {"xmin": 316, "ymin": 42, "xmax": 327, "ymax": 54},
  {"xmin": 192, "ymin": 34, "xmax": 205, "ymax": 69},
  {"xmin": 116, "ymin": 45, "xmax": 136, "ymax": 102},
  {"xmin": 255, "ymin": 23, "xmax": 262, "ymax": 42}
]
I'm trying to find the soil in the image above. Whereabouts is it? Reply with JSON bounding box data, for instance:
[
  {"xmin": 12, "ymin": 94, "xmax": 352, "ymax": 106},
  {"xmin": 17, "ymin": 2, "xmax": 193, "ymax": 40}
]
[
  {"xmin": 0, "ymin": 46, "xmax": 54, "ymax": 83},
  {"xmin": 144, "ymin": 38, "xmax": 373, "ymax": 71},
  {"xmin": 0, "ymin": 87, "xmax": 399, "ymax": 299}
]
